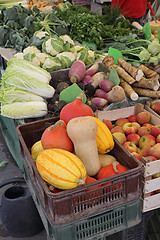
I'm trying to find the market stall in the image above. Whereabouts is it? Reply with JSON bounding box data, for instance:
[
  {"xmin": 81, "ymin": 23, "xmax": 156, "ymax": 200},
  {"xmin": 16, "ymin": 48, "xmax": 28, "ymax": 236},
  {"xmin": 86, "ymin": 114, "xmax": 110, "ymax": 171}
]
[{"xmin": 0, "ymin": 1, "xmax": 160, "ymax": 239}]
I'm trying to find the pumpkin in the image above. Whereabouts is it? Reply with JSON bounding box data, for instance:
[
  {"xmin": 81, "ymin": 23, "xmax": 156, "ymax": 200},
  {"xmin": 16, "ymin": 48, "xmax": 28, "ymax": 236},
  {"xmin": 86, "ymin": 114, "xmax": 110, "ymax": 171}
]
[
  {"xmin": 67, "ymin": 116, "xmax": 101, "ymax": 176},
  {"xmin": 91, "ymin": 117, "xmax": 114, "ymax": 154},
  {"xmin": 41, "ymin": 120, "xmax": 73, "ymax": 152},
  {"xmin": 60, "ymin": 93, "xmax": 94, "ymax": 124},
  {"xmin": 31, "ymin": 140, "xmax": 44, "ymax": 162},
  {"xmin": 36, "ymin": 148, "xmax": 86, "ymax": 190},
  {"xmin": 97, "ymin": 162, "xmax": 128, "ymax": 186}
]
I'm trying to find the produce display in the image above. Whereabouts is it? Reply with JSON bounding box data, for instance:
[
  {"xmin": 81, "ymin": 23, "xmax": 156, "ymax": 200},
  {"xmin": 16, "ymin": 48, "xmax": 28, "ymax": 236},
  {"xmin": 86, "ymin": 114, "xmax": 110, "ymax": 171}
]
[
  {"xmin": 1, "ymin": 1, "xmax": 160, "ymax": 226},
  {"xmin": 31, "ymin": 113, "xmax": 128, "ymax": 191}
]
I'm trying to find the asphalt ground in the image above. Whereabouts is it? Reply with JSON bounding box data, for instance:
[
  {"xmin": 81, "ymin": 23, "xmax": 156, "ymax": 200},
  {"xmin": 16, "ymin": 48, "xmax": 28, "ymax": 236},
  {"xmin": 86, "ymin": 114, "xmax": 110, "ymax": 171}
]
[{"xmin": 0, "ymin": 129, "xmax": 47, "ymax": 240}]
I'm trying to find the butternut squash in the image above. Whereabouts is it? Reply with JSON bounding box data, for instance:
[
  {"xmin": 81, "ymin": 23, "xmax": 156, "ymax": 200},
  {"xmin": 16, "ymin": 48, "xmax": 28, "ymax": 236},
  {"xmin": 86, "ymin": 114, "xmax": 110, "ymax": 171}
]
[
  {"xmin": 36, "ymin": 148, "xmax": 86, "ymax": 190},
  {"xmin": 67, "ymin": 116, "xmax": 101, "ymax": 176}
]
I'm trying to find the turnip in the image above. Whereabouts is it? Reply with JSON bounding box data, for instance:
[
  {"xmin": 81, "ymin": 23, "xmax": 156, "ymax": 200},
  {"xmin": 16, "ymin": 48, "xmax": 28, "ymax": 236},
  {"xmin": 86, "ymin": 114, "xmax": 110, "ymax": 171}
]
[
  {"xmin": 95, "ymin": 89, "xmax": 108, "ymax": 99},
  {"xmin": 82, "ymin": 75, "xmax": 92, "ymax": 85},
  {"xmin": 92, "ymin": 97, "xmax": 108, "ymax": 109},
  {"xmin": 91, "ymin": 72, "xmax": 105, "ymax": 88},
  {"xmin": 85, "ymin": 62, "xmax": 99, "ymax": 77},
  {"xmin": 99, "ymin": 79, "xmax": 115, "ymax": 92},
  {"xmin": 69, "ymin": 60, "xmax": 86, "ymax": 83}
]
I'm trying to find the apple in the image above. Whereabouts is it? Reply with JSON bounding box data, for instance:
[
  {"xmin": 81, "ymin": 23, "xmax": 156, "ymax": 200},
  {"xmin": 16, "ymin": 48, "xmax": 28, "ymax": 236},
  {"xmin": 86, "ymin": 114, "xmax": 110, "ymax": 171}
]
[
  {"xmin": 103, "ymin": 119, "xmax": 112, "ymax": 130},
  {"xmin": 139, "ymin": 134, "xmax": 156, "ymax": 149},
  {"xmin": 131, "ymin": 122, "xmax": 141, "ymax": 130},
  {"xmin": 131, "ymin": 152, "xmax": 141, "ymax": 161},
  {"xmin": 111, "ymin": 126, "xmax": 124, "ymax": 134},
  {"xmin": 138, "ymin": 145, "xmax": 151, "ymax": 157},
  {"xmin": 150, "ymin": 125, "xmax": 160, "ymax": 137},
  {"xmin": 149, "ymin": 143, "xmax": 160, "ymax": 159},
  {"xmin": 136, "ymin": 111, "xmax": 151, "ymax": 125},
  {"xmin": 126, "ymin": 133, "xmax": 140, "ymax": 145},
  {"xmin": 122, "ymin": 123, "xmax": 138, "ymax": 135},
  {"xmin": 115, "ymin": 118, "xmax": 129, "ymax": 127},
  {"xmin": 128, "ymin": 115, "xmax": 137, "ymax": 123},
  {"xmin": 143, "ymin": 155, "xmax": 157, "ymax": 161},
  {"xmin": 112, "ymin": 132, "xmax": 126, "ymax": 145},
  {"xmin": 123, "ymin": 141, "xmax": 137, "ymax": 153},
  {"xmin": 142, "ymin": 123, "xmax": 153, "ymax": 129},
  {"xmin": 137, "ymin": 126, "xmax": 151, "ymax": 137},
  {"xmin": 156, "ymin": 134, "xmax": 160, "ymax": 143},
  {"xmin": 151, "ymin": 101, "xmax": 160, "ymax": 115}
]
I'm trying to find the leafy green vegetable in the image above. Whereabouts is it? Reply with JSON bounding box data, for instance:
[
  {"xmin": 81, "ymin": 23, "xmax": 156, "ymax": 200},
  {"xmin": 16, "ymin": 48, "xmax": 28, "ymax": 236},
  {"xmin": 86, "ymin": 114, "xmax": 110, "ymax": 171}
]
[
  {"xmin": 7, "ymin": 58, "xmax": 51, "ymax": 84},
  {"xmin": 0, "ymin": 87, "xmax": 45, "ymax": 104},
  {"xmin": 2, "ymin": 58, "xmax": 55, "ymax": 98},
  {"xmin": 1, "ymin": 101, "xmax": 47, "ymax": 119},
  {"xmin": 42, "ymin": 36, "xmax": 64, "ymax": 56}
]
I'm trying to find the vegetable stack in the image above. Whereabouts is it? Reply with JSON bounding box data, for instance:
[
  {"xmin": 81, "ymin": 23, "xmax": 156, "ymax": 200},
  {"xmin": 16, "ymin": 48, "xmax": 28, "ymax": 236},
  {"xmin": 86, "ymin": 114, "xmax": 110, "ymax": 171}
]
[
  {"xmin": 103, "ymin": 55, "xmax": 160, "ymax": 100},
  {"xmin": 0, "ymin": 58, "xmax": 55, "ymax": 119}
]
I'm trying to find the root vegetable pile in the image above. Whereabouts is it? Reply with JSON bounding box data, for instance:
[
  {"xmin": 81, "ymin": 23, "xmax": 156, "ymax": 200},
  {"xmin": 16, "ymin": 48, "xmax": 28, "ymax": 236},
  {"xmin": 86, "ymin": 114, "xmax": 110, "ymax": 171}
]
[{"xmin": 103, "ymin": 55, "xmax": 160, "ymax": 100}]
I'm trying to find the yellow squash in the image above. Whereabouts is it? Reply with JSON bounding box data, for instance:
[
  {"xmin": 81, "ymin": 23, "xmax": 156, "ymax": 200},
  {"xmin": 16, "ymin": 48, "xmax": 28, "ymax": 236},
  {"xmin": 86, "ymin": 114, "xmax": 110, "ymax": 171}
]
[
  {"xmin": 36, "ymin": 148, "xmax": 86, "ymax": 190},
  {"xmin": 31, "ymin": 140, "xmax": 44, "ymax": 162},
  {"xmin": 91, "ymin": 117, "xmax": 114, "ymax": 154}
]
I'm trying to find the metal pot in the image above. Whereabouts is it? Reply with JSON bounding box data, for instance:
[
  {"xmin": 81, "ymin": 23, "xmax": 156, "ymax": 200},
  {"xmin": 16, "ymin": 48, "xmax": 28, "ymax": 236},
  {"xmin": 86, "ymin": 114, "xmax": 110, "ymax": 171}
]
[{"xmin": 0, "ymin": 178, "xmax": 44, "ymax": 238}]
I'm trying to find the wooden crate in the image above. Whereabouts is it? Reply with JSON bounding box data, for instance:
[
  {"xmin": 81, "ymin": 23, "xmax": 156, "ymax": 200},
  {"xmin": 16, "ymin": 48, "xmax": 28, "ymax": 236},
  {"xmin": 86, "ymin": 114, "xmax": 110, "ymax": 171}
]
[{"xmin": 96, "ymin": 104, "xmax": 160, "ymax": 213}]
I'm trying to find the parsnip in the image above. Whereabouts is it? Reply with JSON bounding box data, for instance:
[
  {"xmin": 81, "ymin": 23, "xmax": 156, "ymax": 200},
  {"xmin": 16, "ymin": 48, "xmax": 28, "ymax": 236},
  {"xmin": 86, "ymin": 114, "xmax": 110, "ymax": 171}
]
[
  {"xmin": 120, "ymin": 78, "xmax": 139, "ymax": 101},
  {"xmin": 113, "ymin": 65, "xmax": 136, "ymax": 84},
  {"xmin": 102, "ymin": 55, "xmax": 114, "ymax": 71},
  {"xmin": 132, "ymin": 77, "xmax": 159, "ymax": 91},
  {"xmin": 138, "ymin": 64, "xmax": 159, "ymax": 79},
  {"xmin": 118, "ymin": 58, "xmax": 144, "ymax": 81},
  {"xmin": 133, "ymin": 87, "xmax": 160, "ymax": 98}
]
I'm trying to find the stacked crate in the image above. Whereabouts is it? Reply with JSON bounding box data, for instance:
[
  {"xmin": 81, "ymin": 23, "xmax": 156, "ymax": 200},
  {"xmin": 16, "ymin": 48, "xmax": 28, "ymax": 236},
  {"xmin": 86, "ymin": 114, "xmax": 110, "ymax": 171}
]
[{"xmin": 16, "ymin": 115, "xmax": 143, "ymax": 240}]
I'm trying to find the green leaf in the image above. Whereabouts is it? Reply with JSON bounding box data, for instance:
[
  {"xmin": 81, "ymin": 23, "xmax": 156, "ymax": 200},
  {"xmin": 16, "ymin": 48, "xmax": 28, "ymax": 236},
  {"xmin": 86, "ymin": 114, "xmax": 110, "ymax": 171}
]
[
  {"xmin": 109, "ymin": 68, "xmax": 120, "ymax": 85},
  {"xmin": 0, "ymin": 161, "xmax": 8, "ymax": 169},
  {"xmin": 108, "ymin": 47, "xmax": 123, "ymax": 65},
  {"xmin": 143, "ymin": 23, "xmax": 151, "ymax": 40}
]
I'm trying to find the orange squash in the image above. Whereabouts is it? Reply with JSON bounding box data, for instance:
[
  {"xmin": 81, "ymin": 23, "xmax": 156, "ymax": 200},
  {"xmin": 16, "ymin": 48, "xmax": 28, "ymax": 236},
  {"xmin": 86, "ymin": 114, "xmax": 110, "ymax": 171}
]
[
  {"xmin": 41, "ymin": 120, "xmax": 73, "ymax": 152},
  {"xmin": 36, "ymin": 148, "xmax": 86, "ymax": 189}
]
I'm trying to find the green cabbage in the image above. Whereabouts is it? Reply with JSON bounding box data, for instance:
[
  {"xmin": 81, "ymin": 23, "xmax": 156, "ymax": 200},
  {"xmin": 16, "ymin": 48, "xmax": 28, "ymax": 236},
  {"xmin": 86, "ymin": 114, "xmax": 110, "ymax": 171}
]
[
  {"xmin": 0, "ymin": 87, "xmax": 45, "ymax": 104},
  {"xmin": 7, "ymin": 58, "xmax": 51, "ymax": 84},
  {"xmin": 1, "ymin": 101, "xmax": 47, "ymax": 119}
]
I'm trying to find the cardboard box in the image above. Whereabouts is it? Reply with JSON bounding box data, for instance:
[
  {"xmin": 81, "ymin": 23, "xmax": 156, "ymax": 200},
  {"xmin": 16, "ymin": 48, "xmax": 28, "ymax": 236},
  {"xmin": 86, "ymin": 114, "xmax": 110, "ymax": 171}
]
[{"xmin": 96, "ymin": 104, "xmax": 160, "ymax": 212}]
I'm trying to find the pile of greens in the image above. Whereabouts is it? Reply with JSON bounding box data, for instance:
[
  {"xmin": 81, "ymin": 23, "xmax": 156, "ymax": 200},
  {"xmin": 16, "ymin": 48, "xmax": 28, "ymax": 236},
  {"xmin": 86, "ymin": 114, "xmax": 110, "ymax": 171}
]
[
  {"xmin": 53, "ymin": 5, "xmax": 139, "ymax": 49},
  {"xmin": 0, "ymin": 4, "xmax": 69, "ymax": 51}
]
